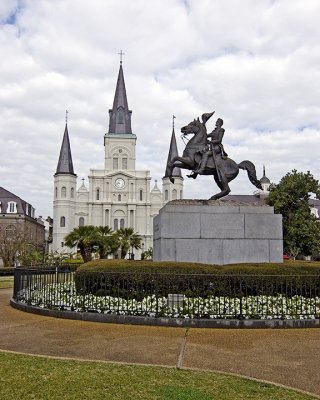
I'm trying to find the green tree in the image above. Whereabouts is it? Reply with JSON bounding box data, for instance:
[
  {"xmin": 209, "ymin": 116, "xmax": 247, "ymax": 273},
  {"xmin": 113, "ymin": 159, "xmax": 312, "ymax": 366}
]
[
  {"xmin": 142, "ymin": 247, "xmax": 153, "ymax": 260},
  {"xmin": 64, "ymin": 225, "xmax": 97, "ymax": 262},
  {"xmin": 0, "ymin": 224, "xmax": 25, "ymax": 268},
  {"xmin": 92, "ymin": 226, "xmax": 119, "ymax": 259},
  {"xmin": 115, "ymin": 228, "xmax": 142, "ymax": 259},
  {"xmin": 17, "ymin": 243, "xmax": 42, "ymax": 266},
  {"xmin": 44, "ymin": 250, "xmax": 76, "ymax": 266},
  {"xmin": 267, "ymin": 170, "xmax": 320, "ymax": 259}
]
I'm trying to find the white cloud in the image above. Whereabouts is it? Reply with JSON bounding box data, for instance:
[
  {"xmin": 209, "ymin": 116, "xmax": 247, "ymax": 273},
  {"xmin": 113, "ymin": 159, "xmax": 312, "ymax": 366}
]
[
  {"xmin": 0, "ymin": 0, "xmax": 19, "ymax": 23},
  {"xmin": 1, "ymin": 0, "xmax": 320, "ymax": 217}
]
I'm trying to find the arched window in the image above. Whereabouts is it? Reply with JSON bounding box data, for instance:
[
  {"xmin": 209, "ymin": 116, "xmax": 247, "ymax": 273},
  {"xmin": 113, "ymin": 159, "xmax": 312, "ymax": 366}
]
[
  {"xmin": 117, "ymin": 107, "xmax": 124, "ymax": 124},
  {"xmin": 172, "ymin": 189, "xmax": 177, "ymax": 200},
  {"xmin": 71, "ymin": 187, "xmax": 74, "ymax": 198},
  {"xmin": 139, "ymin": 189, "xmax": 143, "ymax": 201},
  {"xmin": 79, "ymin": 217, "xmax": 84, "ymax": 227},
  {"xmin": 60, "ymin": 216, "xmax": 66, "ymax": 227},
  {"xmin": 96, "ymin": 188, "xmax": 100, "ymax": 200},
  {"xmin": 113, "ymin": 158, "xmax": 118, "ymax": 169},
  {"xmin": 118, "ymin": 194, "xmax": 121, "ymax": 201},
  {"xmin": 55, "ymin": 187, "xmax": 58, "ymax": 198},
  {"xmin": 120, "ymin": 218, "xmax": 125, "ymax": 229},
  {"xmin": 5, "ymin": 225, "xmax": 16, "ymax": 236},
  {"xmin": 122, "ymin": 158, "xmax": 127, "ymax": 169},
  {"xmin": 165, "ymin": 190, "xmax": 168, "ymax": 201},
  {"xmin": 61, "ymin": 187, "xmax": 66, "ymax": 198},
  {"xmin": 114, "ymin": 218, "xmax": 119, "ymax": 231}
]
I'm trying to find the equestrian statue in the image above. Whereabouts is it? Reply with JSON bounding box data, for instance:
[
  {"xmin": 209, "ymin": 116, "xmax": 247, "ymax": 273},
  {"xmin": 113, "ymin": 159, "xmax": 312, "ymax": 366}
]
[{"xmin": 165, "ymin": 111, "xmax": 262, "ymax": 200}]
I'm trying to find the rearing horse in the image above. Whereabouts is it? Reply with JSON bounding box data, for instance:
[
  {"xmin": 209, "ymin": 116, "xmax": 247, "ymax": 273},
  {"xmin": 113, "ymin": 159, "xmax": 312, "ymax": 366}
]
[{"xmin": 165, "ymin": 112, "xmax": 262, "ymax": 200}]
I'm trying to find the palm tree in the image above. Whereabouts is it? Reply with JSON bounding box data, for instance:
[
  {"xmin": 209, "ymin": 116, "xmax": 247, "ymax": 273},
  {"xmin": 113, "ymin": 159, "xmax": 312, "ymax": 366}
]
[
  {"xmin": 64, "ymin": 225, "xmax": 96, "ymax": 262},
  {"xmin": 93, "ymin": 226, "xmax": 119, "ymax": 259},
  {"xmin": 143, "ymin": 247, "xmax": 153, "ymax": 260},
  {"xmin": 116, "ymin": 228, "xmax": 142, "ymax": 259}
]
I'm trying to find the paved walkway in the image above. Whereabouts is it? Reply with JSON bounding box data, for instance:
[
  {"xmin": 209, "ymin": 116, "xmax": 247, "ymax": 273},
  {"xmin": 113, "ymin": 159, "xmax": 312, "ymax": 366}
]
[{"xmin": 1, "ymin": 288, "xmax": 320, "ymax": 397}]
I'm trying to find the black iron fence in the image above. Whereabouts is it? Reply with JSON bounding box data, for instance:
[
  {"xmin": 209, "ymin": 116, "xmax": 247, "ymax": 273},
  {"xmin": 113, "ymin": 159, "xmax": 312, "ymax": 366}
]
[{"xmin": 12, "ymin": 267, "xmax": 320, "ymax": 320}]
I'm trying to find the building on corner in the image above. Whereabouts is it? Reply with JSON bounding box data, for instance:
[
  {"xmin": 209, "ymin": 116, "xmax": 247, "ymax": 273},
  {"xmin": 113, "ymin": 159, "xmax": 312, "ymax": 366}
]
[{"xmin": 0, "ymin": 187, "xmax": 45, "ymax": 267}]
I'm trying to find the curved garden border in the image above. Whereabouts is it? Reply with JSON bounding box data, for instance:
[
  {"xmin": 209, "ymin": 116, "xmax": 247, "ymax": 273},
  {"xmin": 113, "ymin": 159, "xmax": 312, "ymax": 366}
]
[
  {"xmin": 10, "ymin": 298, "xmax": 320, "ymax": 329},
  {"xmin": 11, "ymin": 267, "xmax": 320, "ymax": 328}
]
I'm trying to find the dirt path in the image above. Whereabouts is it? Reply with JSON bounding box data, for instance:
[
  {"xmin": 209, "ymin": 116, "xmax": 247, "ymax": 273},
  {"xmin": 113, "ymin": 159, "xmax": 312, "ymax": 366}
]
[{"xmin": 1, "ymin": 288, "xmax": 319, "ymax": 397}]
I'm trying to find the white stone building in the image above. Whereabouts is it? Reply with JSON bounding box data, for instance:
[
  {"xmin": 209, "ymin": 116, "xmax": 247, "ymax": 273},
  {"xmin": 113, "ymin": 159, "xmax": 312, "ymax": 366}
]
[{"xmin": 52, "ymin": 62, "xmax": 183, "ymax": 257}]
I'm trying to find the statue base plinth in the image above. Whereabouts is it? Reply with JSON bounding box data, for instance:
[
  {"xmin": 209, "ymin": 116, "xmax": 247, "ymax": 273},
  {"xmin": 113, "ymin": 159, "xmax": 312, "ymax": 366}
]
[{"xmin": 153, "ymin": 200, "xmax": 283, "ymax": 265}]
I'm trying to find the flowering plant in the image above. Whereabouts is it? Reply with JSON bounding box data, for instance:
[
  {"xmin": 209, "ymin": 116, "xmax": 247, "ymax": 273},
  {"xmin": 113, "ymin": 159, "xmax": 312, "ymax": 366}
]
[{"xmin": 17, "ymin": 282, "xmax": 320, "ymax": 320}]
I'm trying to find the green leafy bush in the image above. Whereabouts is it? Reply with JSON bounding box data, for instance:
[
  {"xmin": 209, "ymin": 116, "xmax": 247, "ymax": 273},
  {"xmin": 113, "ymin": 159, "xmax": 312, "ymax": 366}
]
[
  {"xmin": 0, "ymin": 267, "xmax": 15, "ymax": 276},
  {"xmin": 74, "ymin": 260, "xmax": 320, "ymax": 300}
]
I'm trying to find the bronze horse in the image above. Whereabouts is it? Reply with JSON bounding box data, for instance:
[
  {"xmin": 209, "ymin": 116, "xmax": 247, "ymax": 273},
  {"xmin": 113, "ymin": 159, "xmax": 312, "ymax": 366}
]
[{"xmin": 166, "ymin": 112, "xmax": 262, "ymax": 200}]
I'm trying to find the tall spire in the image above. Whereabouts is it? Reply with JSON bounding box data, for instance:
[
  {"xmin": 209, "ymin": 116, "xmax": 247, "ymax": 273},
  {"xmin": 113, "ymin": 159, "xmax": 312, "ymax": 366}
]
[
  {"xmin": 55, "ymin": 121, "xmax": 76, "ymax": 176},
  {"xmin": 164, "ymin": 121, "xmax": 182, "ymax": 178},
  {"xmin": 108, "ymin": 60, "xmax": 132, "ymax": 135}
]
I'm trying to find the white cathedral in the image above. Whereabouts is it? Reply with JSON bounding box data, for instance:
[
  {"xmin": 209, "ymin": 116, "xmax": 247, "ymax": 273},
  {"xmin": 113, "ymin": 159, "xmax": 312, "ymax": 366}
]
[{"xmin": 52, "ymin": 62, "xmax": 184, "ymax": 257}]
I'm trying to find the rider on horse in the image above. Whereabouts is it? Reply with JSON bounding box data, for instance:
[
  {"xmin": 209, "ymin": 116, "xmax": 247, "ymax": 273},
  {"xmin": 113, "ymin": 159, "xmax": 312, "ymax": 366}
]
[
  {"xmin": 167, "ymin": 111, "xmax": 262, "ymax": 200},
  {"xmin": 188, "ymin": 118, "xmax": 228, "ymax": 178}
]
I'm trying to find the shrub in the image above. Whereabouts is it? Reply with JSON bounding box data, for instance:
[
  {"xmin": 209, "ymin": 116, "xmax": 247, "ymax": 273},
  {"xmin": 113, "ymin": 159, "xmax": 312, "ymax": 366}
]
[
  {"xmin": 0, "ymin": 267, "xmax": 15, "ymax": 275},
  {"xmin": 74, "ymin": 260, "xmax": 320, "ymax": 300}
]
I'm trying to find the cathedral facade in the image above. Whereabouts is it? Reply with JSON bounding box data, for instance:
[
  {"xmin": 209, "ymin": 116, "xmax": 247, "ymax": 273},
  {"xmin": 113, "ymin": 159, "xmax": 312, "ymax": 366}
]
[{"xmin": 51, "ymin": 62, "xmax": 183, "ymax": 257}]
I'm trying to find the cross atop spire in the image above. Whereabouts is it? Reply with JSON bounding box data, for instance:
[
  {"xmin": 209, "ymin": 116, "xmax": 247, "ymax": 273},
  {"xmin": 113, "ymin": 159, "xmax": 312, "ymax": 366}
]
[
  {"xmin": 65, "ymin": 109, "xmax": 69, "ymax": 124},
  {"xmin": 118, "ymin": 50, "xmax": 125, "ymax": 64},
  {"xmin": 172, "ymin": 115, "xmax": 176, "ymax": 130}
]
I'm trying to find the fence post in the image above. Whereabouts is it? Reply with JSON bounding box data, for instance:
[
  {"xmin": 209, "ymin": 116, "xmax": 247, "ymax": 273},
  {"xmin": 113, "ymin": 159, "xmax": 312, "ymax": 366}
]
[
  {"xmin": 239, "ymin": 279, "xmax": 243, "ymax": 320},
  {"xmin": 13, "ymin": 268, "xmax": 21, "ymax": 300},
  {"xmin": 155, "ymin": 276, "xmax": 159, "ymax": 317}
]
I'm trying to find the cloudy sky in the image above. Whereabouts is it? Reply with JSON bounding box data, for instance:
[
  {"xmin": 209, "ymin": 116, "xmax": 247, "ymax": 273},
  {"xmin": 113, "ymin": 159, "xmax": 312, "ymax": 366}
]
[{"xmin": 1, "ymin": 0, "xmax": 320, "ymax": 218}]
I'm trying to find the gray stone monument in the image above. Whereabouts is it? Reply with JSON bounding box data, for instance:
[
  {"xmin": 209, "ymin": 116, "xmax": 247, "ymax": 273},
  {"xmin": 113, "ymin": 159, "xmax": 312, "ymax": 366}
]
[
  {"xmin": 157, "ymin": 111, "xmax": 283, "ymax": 265},
  {"xmin": 153, "ymin": 199, "xmax": 283, "ymax": 265}
]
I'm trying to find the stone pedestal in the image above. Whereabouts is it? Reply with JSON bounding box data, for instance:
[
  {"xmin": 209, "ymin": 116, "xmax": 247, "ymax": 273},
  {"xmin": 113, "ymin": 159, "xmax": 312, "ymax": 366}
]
[{"xmin": 153, "ymin": 200, "xmax": 283, "ymax": 265}]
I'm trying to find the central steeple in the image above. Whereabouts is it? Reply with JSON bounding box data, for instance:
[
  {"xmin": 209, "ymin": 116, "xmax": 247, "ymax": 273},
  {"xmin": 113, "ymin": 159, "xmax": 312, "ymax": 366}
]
[
  {"xmin": 108, "ymin": 62, "xmax": 132, "ymax": 135},
  {"xmin": 104, "ymin": 59, "xmax": 137, "ymax": 171}
]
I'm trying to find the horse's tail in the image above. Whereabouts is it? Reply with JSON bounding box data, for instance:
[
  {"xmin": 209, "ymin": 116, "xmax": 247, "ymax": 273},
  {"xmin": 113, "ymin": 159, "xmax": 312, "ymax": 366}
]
[{"xmin": 238, "ymin": 160, "xmax": 263, "ymax": 189}]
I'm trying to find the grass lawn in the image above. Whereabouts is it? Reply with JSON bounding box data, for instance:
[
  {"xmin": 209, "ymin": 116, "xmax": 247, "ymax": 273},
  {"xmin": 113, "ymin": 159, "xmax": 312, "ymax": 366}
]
[
  {"xmin": 0, "ymin": 352, "xmax": 316, "ymax": 400},
  {"xmin": 0, "ymin": 276, "xmax": 14, "ymax": 289}
]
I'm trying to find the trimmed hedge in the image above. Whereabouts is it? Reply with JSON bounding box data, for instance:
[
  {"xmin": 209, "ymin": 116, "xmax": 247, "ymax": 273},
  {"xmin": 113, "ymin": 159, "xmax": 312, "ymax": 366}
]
[
  {"xmin": 74, "ymin": 260, "xmax": 320, "ymax": 300},
  {"xmin": 76, "ymin": 259, "xmax": 320, "ymax": 274},
  {"xmin": 0, "ymin": 268, "xmax": 15, "ymax": 276}
]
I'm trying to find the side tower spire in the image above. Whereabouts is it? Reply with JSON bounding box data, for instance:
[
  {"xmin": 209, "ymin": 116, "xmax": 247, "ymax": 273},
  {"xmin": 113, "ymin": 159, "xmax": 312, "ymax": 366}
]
[
  {"xmin": 108, "ymin": 60, "xmax": 132, "ymax": 135},
  {"xmin": 162, "ymin": 116, "xmax": 184, "ymax": 204},
  {"xmin": 164, "ymin": 119, "xmax": 182, "ymax": 178},
  {"xmin": 55, "ymin": 119, "xmax": 76, "ymax": 176},
  {"xmin": 52, "ymin": 115, "xmax": 77, "ymax": 253}
]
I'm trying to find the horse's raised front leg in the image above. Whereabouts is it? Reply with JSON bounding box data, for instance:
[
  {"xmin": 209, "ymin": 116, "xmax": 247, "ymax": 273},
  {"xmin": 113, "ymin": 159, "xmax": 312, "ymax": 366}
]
[
  {"xmin": 166, "ymin": 156, "xmax": 194, "ymax": 183},
  {"xmin": 210, "ymin": 171, "xmax": 230, "ymax": 200}
]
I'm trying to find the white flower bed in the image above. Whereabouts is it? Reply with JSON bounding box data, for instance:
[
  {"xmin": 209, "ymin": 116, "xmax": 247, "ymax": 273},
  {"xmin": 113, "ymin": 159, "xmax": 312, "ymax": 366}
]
[{"xmin": 17, "ymin": 282, "xmax": 320, "ymax": 320}]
